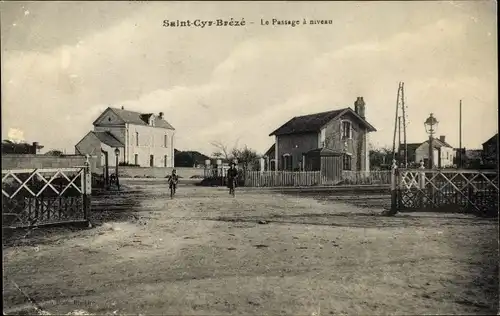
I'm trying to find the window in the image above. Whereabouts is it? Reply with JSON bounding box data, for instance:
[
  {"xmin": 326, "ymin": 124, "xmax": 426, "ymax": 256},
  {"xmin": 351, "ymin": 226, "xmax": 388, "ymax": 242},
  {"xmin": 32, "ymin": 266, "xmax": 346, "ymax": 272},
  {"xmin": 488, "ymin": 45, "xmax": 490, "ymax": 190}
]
[
  {"xmin": 164, "ymin": 135, "xmax": 168, "ymax": 147},
  {"xmin": 150, "ymin": 155, "xmax": 154, "ymax": 167},
  {"xmin": 134, "ymin": 154, "xmax": 139, "ymax": 165},
  {"xmin": 343, "ymin": 154, "xmax": 352, "ymax": 170},
  {"xmin": 135, "ymin": 132, "xmax": 139, "ymax": 146},
  {"xmin": 164, "ymin": 155, "xmax": 168, "ymax": 167},
  {"xmin": 281, "ymin": 154, "xmax": 293, "ymax": 171},
  {"xmin": 341, "ymin": 121, "xmax": 352, "ymax": 139},
  {"xmin": 320, "ymin": 129, "xmax": 326, "ymax": 147}
]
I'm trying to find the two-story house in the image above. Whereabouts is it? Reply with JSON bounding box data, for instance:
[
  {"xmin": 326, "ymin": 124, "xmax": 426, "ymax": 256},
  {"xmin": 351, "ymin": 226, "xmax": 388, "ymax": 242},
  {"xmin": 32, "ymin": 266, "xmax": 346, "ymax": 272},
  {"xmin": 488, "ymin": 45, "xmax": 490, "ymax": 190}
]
[
  {"xmin": 265, "ymin": 97, "xmax": 376, "ymax": 182},
  {"xmin": 75, "ymin": 107, "xmax": 176, "ymax": 168}
]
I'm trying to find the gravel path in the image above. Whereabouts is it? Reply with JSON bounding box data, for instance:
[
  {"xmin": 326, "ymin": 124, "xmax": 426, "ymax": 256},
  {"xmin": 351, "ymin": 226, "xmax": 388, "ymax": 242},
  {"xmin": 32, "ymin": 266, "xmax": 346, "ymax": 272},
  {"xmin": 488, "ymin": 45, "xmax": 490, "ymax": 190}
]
[{"xmin": 3, "ymin": 183, "xmax": 498, "ymax": 315}]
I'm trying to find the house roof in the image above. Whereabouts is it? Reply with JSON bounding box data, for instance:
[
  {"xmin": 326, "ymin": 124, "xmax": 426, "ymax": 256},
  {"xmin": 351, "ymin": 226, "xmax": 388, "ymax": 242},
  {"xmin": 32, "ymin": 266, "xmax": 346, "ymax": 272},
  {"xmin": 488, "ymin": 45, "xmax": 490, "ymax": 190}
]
[
  {"xmin": 269, "ymin": 107, "xmax": 376, "ymax": 136},
  {"xmin": 417, "ymin": 137, "xmax": 453, "ymax": 149},
  {"xmin": 429, "ymin": 137, "xmax": 453, "ymax": 148},
  {"xmin": 402, "ymin": 143, "xmax": 421, "ymax": 158},
  {"xmin": 440, "ymin": 140, "xmax": 453, "ymax": 148},
  {"xmin": 264, "ymin": 144, "xmax": 275, "ymax": 157},
  {"xmin": 92, "ymin": 131, "xmax": 124, "ymax": 148},
  {"xmin": 404, "ymin": 143, "xmax": 421, "ymax": 151},
  {"xmin": 482, "ymin": 133, "xmax": 498, "ymax": 146},
  {"xmin": 94, "ymin": 107, "xmax": 175, "ymax": 130}
]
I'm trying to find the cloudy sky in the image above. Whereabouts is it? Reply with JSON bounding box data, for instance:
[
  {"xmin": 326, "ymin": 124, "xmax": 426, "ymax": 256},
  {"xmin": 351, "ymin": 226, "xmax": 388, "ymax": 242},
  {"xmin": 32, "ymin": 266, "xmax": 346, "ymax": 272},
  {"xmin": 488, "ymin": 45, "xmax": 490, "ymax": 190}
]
[{"xmin": 1, "ymin": 1, "xmax": 497, "ymax": 155}]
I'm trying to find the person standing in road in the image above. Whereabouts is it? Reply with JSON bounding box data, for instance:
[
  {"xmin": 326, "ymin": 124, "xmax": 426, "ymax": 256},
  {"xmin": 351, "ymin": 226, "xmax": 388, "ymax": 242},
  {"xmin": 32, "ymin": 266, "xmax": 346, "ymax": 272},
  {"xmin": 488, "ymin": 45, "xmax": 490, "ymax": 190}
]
[{"xmin": 227, "ymin": 162, "xmax": 238, "ymax": 196}]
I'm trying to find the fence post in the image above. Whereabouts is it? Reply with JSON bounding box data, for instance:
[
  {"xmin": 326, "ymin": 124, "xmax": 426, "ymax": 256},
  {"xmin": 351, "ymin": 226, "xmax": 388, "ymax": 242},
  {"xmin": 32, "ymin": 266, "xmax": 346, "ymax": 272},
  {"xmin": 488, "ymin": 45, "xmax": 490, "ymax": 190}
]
[
  {"xmin": 389, "ymin": 159, "xmax": 398, "ymax": 215},
  {"xmin": 83, "ymin": 155, "xmax": 92, "ymax": 227},
  {"xmin": 418, "ymin": 161, "xmax": 426, "ymax": 208}
]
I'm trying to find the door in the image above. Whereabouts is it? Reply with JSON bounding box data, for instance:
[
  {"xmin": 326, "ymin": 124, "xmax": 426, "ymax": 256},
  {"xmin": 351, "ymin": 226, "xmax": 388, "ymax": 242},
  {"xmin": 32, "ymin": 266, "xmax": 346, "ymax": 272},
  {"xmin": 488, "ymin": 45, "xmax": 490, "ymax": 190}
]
[{"xmin": 150, "ymin": 155, "xmax": 154, "ymax": 167}]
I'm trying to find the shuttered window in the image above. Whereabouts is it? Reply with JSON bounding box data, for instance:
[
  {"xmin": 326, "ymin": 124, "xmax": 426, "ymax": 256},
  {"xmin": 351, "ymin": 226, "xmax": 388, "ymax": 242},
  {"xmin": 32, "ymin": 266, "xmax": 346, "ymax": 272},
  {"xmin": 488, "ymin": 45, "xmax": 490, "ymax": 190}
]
[{"xmin": 341, "ymin": 121, "xmax": 352, "ymax": 139}]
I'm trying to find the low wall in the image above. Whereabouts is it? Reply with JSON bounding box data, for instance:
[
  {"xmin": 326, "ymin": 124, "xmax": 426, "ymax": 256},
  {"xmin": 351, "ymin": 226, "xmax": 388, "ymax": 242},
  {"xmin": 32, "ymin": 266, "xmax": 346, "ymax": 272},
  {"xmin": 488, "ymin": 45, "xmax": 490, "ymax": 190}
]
[
  {"xmin": 2, "ymin": 154, "xmax": 97, "ymax": 172},
  {"xmin": 111, "ymin": 166, "xmax": 206, "ymax": 179}
]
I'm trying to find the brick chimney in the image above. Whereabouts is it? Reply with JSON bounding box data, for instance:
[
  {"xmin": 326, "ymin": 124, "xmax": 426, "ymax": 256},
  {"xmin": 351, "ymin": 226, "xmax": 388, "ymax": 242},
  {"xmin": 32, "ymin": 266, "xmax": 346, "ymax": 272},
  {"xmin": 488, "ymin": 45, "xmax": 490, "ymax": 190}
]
[
  {"xmin": 159, "ymin": 112, "xmax": 164, "ymax": 119},
  {"xmin": 439, "ymin": 135, "xmax": 446, "ymax": 143},
  {"xmin": 354, "ymin": 97, "xmax": 365, "ymax": 119}
]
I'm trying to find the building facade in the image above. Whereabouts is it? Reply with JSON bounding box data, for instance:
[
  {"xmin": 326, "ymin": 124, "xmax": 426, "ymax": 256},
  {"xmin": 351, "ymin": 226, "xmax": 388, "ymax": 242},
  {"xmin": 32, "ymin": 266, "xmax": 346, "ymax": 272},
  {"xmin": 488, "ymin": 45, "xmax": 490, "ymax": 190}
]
[
  {"xmin": 414, "ymin": 136, "xmax": 455, "ymax": 168},
  {"xmin": 75, "ymin": 107, "xmax": 176, "ymax": 168},
  {"xmin": 266, "ymin": 97, "xmax": 376, "ymax": 174}
]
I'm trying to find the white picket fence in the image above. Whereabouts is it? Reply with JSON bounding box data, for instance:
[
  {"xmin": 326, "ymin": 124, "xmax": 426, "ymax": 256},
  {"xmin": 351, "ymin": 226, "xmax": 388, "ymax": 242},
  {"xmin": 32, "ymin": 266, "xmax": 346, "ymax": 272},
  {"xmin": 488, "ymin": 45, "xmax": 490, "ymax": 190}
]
[
  {"xmin": 245, "ymin": 171, "xmax": 321, "ymax": 187},
  {"xmin": 243, "ymin": 170, "xmax": 391, "ymax": 187}
]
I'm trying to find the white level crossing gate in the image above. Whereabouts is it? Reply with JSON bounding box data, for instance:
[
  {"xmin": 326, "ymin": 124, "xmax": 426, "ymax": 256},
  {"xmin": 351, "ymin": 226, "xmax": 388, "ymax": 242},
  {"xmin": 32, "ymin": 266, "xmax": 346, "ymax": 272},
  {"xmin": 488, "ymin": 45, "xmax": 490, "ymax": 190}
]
[
  {"xmin": 2, "ymin": 162, "xmax": 92, "ymax": 228},
  {"xmin": 389, "ymin": 162, "xmax": 498, "ymax": 216}
]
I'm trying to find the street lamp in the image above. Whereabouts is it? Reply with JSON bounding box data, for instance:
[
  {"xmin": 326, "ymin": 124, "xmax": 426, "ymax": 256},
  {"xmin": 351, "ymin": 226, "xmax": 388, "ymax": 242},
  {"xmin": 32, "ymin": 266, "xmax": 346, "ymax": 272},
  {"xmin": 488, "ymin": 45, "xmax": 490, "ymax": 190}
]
[
  {"xmin": 424, "ymin": 113, "xmax": 439, "ymax": 169},
  {"xmin": 114, "ymin": 148, "xmax": 120, "ymax": 190}
]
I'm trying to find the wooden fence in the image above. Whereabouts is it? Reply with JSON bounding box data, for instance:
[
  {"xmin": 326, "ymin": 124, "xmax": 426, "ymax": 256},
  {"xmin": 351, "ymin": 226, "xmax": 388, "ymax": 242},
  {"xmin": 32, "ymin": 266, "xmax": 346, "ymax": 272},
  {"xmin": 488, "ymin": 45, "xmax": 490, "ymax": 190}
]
[
  {"xmin": 245, "ymin": 171, "xmax": 321, "ymax": 187},
  {"xmin": 340, "ymin": 170, "xmax": 391, "ymax": 185},
  {"xmin": 2, "ymin": 165, "xmax": 92, "ymax": 228},
  {"xmin": 393, "ymin": 167, "xmax": 498, "ymax": 216},
  {"xmin": 243, "ymin": 170, "xmax": 391, "ymax": 187}
]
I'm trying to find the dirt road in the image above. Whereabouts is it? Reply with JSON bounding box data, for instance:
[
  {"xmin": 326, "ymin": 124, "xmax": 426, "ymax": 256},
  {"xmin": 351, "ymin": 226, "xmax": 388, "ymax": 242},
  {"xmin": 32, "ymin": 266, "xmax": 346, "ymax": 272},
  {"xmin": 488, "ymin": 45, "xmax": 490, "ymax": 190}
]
[{"xmin": 3, "ymin": 182, "xmax": 498, "ymax": 315}]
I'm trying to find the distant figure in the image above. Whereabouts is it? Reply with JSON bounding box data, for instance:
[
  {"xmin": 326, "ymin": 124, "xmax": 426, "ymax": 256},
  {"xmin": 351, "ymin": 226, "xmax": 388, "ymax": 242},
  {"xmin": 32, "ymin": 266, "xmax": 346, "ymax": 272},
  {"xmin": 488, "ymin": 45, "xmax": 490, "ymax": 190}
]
[
  {"xmin": 167, "ymin": 169, "xmax": 179, "ymax": 196},
  {"xmin": 227, "ymin": 162, "xmax": 238, "ymax": 196}
]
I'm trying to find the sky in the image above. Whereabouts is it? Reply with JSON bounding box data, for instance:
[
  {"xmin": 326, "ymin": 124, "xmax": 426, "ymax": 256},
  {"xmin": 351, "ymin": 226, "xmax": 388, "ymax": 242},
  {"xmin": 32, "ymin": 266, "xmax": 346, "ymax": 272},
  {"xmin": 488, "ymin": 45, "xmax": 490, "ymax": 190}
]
[{"xmin": 1, "ymin": 1, "xmax": 497, "ymax": 155}]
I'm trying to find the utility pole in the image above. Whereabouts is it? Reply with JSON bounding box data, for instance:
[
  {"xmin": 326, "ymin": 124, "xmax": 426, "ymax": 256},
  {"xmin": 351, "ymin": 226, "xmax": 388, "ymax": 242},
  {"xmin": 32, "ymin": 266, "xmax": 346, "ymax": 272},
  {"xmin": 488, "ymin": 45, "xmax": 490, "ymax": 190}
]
[
  {"xmin": 459, "ymin": 99, "xmax": 462, "ymax": 168},
  {"xmin": 392, "ymin": 82, "xmax": 401, "ymax": 162},
  {"xmin": 398, "ymin": 116, "xmax": 402, "ymax": 163},
  {"xmin": 392, "ymin": 82, "xmax": 407, "ymax": 167},
  {"xmin": 401, "ymin": 82, "xmax": 407, "ymax": 167}
]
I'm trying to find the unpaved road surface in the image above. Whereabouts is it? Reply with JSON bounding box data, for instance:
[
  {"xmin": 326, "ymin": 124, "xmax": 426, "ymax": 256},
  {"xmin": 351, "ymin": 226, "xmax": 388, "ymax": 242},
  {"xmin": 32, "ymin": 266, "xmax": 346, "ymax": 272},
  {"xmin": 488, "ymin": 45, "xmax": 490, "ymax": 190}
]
[{"xmin": 3, "ymin": 181, "xmax": 499, "ymax": 315}]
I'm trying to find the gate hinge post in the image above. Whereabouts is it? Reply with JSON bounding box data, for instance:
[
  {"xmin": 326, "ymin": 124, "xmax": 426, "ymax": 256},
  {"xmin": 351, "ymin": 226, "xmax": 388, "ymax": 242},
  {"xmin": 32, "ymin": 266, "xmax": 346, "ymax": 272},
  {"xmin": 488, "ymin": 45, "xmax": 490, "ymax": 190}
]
[
  {"xmin": 419, "ymin": 161, "xmax": 426, "ymax": 208},
  {"xmin": 83, "ymin": 155, "xmax": 92, "ymax": 223},
  {"xmin": 388, "ymin": 159, "xmax": 398, "ymax": 216}
]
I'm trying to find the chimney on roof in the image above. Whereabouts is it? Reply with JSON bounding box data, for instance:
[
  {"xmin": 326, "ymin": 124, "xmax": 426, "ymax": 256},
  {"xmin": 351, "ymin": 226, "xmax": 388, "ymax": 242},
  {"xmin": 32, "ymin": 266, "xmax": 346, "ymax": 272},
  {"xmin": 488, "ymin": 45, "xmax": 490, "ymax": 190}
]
[
  {"xmin": 159, "ymin": 112, "xmax": 164, "ymax": 119},
  {"xmin": 439, "ymin": 135, "xmax": 446, "ymax": 143},
  {"xmin": 354, "ymin": 97, "xmax": 365, "ymax": 119},
  {"xmin": 32, "ymin": 142, "xmax": 38, "ymax": 154}
]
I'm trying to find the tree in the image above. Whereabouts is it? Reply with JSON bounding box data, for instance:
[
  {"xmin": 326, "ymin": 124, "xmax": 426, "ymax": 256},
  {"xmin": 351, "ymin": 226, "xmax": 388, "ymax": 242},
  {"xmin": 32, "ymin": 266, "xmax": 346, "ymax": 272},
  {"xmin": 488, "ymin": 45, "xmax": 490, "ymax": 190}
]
[
  {"xmin": 45, "ymin": 149, "xmax": 64, "ymax": 156},
  {"xmin": 231, "ymin": 146, "xmax": 259, "ymax": 171},
  {"xmin": 210, "ymin": 141, "xmax": 230, "ymax": 160},
  {"xmin": 369, "ymin": 146, "xmax": 394, "ymax": 170}
]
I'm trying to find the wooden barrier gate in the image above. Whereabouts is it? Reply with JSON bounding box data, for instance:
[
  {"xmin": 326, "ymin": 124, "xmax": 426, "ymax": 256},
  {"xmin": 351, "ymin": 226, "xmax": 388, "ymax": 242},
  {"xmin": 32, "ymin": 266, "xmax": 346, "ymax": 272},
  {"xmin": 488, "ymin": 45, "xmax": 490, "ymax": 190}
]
[
  {"xmin": 2, "ymin": 160, "xmax": 92, "ymax": 228},
  {"xmin": 390, "ymin": 161, "xmax": 498, "ymax": 216}
]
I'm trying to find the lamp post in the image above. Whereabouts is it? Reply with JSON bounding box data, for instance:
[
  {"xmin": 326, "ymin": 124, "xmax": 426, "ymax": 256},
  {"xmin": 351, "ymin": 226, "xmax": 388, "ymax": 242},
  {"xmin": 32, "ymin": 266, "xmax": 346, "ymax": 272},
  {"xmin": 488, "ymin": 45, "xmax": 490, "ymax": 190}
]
[
  {"xmin": 424, "ymin": 113, "xmax": 439, "ymax": 169},
  {"xmin": 114, "ymin": 148, "xmax": 120, "ymax": 190}
]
